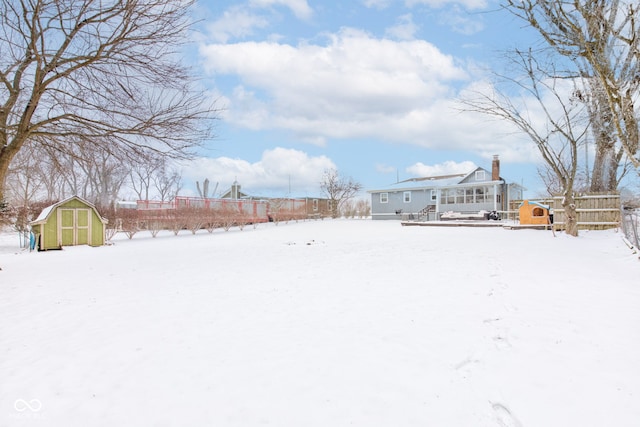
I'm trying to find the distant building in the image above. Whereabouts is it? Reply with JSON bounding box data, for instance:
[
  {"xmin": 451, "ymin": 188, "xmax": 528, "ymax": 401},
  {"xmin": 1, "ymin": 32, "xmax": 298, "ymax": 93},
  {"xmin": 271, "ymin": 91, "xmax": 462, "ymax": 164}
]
[
  {"xmin": 368, "ymin": 156, "xmax": 524, "ymax": 220},
  {"xmin": 219, "ymin": 180, "xmax": 333, "ymax": 219},
  {"xmin": 220, "ymin": 180, "xmax": 249, "ymax": 200}
]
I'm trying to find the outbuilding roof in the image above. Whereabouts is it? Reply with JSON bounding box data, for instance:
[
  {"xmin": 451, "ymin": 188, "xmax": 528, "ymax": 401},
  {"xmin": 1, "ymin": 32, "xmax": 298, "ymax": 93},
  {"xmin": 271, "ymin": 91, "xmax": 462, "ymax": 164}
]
[
  {"xmin": 30, "ymin": 196, "xmax": 108, "ymax": 225},
  {"xmin": 519, "ymin": 200, "xmax": 550, "ymax": 210}
]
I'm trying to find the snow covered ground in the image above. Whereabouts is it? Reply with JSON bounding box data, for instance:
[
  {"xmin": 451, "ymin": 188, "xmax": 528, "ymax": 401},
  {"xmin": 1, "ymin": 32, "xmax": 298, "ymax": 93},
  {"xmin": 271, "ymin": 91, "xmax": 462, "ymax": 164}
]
[{"xmin": 1, "ymin": 219, "xmax": 639, "ymax": 427}]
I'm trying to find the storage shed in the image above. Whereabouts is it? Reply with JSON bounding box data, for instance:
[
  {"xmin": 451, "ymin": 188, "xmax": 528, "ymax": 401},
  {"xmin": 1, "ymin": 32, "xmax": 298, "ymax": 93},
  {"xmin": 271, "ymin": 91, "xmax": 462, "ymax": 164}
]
[
  {"xmin": 519, "ymin": 200, "xmax": 551, "ymax": 225},
  {"xmin": 30, "ymin": 196, "xmax": 108, "ymax": 250}
]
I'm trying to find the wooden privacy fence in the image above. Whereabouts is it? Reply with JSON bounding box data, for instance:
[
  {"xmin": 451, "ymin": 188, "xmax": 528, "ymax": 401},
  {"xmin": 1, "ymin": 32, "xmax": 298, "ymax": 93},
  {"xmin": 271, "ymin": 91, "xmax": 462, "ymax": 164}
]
[{"xmin": 508, "ymin": 193, "xmax": 621, "ymax": 231}]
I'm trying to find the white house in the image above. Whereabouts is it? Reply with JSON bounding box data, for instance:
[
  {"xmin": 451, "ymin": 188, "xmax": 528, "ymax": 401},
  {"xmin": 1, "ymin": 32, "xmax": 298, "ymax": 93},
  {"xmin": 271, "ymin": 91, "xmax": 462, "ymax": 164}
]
[{"xmin": 368, "ymin": 156, "xmax": 524, "ymax": 220}]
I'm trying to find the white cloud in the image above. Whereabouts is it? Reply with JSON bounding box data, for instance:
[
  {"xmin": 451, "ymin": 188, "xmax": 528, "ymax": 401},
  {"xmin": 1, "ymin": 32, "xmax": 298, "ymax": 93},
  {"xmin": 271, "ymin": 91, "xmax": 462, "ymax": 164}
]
[
  {"xmin": 180, "ymin": 148, "xmax": 335, "ymax": 196},
  {"xmin": 385, "ymin": 14, "xmax": 419, "ymax": 41},
  {"xmin": 376, "ymin": 163, "xmax": 397, "ymax": 174},
  {"xmin": 207, "ymin": 6, "xmax": 270, "ymax": 43},
  {"xmin": 200, "ymin": 26, "xmax": 543, "ymax": 164},
  {"xmin": 438, "ymin": 5, "xmax": 485, "ymax": 35},
  {"xmin": 206, "ymin": 0, "xmax": 313, "ymax": 43},
  {"xmin": 249, "ymin": 0, "xmax": 313, "ymax": 20},
  {"xmin": 362, "ymin": 0, "xmax": 393, "ymax": 9},
  {"xmin": 405, "ymin": 0, "xmax": 488, "ymax": 9},
  {"xmin": 406, "ymin": 160, "xmax": 477, "ymax": 177},
  {"xmin": 200, "ymin": 28, "xmax": 468, "ymax": 138}
]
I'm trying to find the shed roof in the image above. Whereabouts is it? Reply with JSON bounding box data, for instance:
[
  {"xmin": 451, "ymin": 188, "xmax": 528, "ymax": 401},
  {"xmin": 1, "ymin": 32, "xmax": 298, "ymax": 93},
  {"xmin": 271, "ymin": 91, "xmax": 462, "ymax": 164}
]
[
  {"xmin": 34, "ymin": 205, "xmax": 55, "ymax": 223},
  {"xmin": 519, "ymin": 200, "xmax": 550, "ymax": 210},
  {"xmin": 30, "ymin": 196, "xmax": 108, "ymax": 225}
]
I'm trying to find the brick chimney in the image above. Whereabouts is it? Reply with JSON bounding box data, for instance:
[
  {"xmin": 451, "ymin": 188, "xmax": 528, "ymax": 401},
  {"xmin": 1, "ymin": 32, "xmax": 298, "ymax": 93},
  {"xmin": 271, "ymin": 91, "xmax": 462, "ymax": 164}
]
[{"xmin": 492, "ymin": 155, "xmax": 500, "ymax": 181}]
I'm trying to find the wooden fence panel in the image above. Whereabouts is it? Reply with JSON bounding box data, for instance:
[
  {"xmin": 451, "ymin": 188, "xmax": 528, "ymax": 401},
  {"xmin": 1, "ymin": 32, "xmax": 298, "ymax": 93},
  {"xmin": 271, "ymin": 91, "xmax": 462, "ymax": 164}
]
[{"xmin": 509, "ymin": 194, "xmax": 621, "ymax": 231}]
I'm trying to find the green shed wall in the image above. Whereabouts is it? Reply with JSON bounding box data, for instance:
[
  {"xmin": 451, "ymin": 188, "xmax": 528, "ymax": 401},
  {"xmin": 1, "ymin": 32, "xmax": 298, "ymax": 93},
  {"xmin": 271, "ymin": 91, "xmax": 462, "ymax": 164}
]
[
  {"xmin": 39, "ymin": 213, "xmax": 61, "ymax": 250},
  {"xmin": 35, "ymin": 198, "xmax": 106, "ymax": 250}
]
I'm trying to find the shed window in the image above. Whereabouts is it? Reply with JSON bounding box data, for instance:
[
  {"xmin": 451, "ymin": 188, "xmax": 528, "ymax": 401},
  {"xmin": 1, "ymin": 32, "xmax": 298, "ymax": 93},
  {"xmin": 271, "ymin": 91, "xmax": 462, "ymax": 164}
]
[
  {"xmin": 313, "ymin": 199, "xmax": 318, "ymax": 211},
  {"xmin": 532, "ymin": 207, "xmax": 545, "ymax": 217},
  {"xmin": 403, "ymin": 192, "xmax": 411, "ymax": 203},
  {"xmin": 380, "ymin": 193, "xmax": 388, "ymax": 203}
]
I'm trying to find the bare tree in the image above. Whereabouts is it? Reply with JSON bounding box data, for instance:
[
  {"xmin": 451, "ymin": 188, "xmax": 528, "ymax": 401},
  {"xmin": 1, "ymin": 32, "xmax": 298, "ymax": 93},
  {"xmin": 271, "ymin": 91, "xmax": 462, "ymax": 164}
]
[
  {"xmin": 38, "ymin": 153, "xmax": 70, "ymax": 201},
  {"xmin": 503, "ymin": 0, "xmax": 640, "ymax": 180},
  {"xmin": 355, "ymin": 199, "xmax": 371, "ymax": 218},
  {"xmin": 5, "ymin": 142, "xmax": 45, "ymax": 206},
  {"xmin": 320, "ymin": 169, "xmax": 363, "ymax": 219},
  {"xmin": 580, "ymin": 78, "xmax": 626, "ymax": 191},
  {"xmin": 37, "ymin": 140, "xmax": 128, "ymax": 208},
  {"xmin": 0, "ymin": 0, "xmax": 217, "ymax": 202},
  {"xmin": 130, "ymin": 157, "xmax": 163, "ymax": 202},
  {"xmin": 461, "ymin": 50, "xmax": 589, "ymax": 236},
  {"xmin": 153, "ymin": 163, "xmax": 182, "ymax": 202},
  {"xmin": 342, "ymin": 199, "xmax": 357, "ymax": 218},
  {"xmin": 77, "ymin": 143, "xmax": 129, "ymax": 209},
  {"xmin": 129, "ymin": 155, "xmax": 184, "ymax": 202}
]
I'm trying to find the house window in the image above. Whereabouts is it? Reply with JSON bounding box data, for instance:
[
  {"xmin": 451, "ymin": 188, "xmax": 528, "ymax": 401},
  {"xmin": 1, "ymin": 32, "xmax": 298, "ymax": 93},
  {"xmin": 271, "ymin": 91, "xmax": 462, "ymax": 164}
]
[
  {"xmin": 475, "ymin": 170, "xmax": 486, "ymax": 181},
  {"xmin": 475, "ymin": 187, "xmax": 487, "ymax": 202},
  {"xmin": 313, "ymin": 199, "xmax": 318, "ymax": 211},
  {"xmin": 430, "ymin": 190, "xmax": 437, "ymax": 201},
  {"xmin": 380, "ymin": 193, "xmax": 388, "ymax": 203},
  {"xmin": 465, "ymin": 188, "xmax": 474, "ymax": 203},
  {"xmin": 442, "ymin": 189, "xmax": 456, "ymax": 204},
  {"xmin": 403, "ymin": 191, "xmax": 411, "ymax": 203},
  {"xmin": 449, "ymin": 189, "xmax": 457, "ymax": 204}
]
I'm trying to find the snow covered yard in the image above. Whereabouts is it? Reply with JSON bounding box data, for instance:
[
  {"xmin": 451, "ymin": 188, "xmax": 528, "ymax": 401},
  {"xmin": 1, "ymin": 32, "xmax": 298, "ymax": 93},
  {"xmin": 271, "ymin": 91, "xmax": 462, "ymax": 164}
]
[{"xmin": 1, "ymin": 219, "xmax": 639, "ymax": 427}]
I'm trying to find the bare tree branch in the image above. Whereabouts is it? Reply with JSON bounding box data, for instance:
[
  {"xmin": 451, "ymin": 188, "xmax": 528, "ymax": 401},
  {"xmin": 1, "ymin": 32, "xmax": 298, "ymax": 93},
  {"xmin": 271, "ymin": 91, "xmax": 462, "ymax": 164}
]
[
  {"xmin": 0, "ymin": 0, "xmax": 219, "ymax": 201},
  {"xmin": 459, "ymin": 48, "xmax": 589, "ymax": 235},
  {"xmin": 320, "ymin": 169, "xmax": 363, "ymax": 219},
  {"xmin": 503, "ymin": 0, "xmax": 640, "ymax": 173}
]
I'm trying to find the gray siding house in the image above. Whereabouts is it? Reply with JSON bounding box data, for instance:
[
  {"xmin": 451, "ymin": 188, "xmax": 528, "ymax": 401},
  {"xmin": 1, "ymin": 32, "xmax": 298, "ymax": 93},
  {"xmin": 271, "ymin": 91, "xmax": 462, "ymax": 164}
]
[{"xmin": 368, "ymin": 156, "xmax": 524, "ymax": 220}]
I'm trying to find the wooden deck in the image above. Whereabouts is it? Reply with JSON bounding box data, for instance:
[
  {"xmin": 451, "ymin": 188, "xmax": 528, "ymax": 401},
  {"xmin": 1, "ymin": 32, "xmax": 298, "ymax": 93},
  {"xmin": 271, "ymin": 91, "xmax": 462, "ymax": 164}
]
[
  {"xmin": 401, "ymin": 220, "xmax": 552, "ymax": 230},
  {"xmin": 502, "ymin": 223, "xmax": 553, "ymax": 230},
  {"xmin": 401, "ymin": 220, "xmax": 507, "ymax": 228}
]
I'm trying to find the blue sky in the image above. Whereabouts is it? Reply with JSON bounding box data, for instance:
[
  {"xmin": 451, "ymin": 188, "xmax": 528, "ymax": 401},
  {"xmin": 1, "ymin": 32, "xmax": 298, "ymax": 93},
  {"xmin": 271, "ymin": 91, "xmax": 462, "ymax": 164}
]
[{"xmin": 177, "ymin": 0, "xmax": 545, "ymax": 199}]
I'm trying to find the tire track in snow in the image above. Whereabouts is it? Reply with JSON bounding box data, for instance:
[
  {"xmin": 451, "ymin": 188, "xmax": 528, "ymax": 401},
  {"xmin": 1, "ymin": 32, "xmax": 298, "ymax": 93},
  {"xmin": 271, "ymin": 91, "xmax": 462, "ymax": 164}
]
[{"xmin": 491, "ymin": 402, "xmax": 522, "ymax": 427}]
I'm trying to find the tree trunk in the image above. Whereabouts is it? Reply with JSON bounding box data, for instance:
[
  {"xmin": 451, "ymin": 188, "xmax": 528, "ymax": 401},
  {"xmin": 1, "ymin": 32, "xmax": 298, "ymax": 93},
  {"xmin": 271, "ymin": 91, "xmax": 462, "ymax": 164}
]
[
  {"xmin": 0, "ymin": 149, "xmax": 18, "ymax": 203},
  {"xmin": 331, "ymin": 201, "xmax": 340, "ymax": 219},
  {"xmin": 563, "ymin": 194, "xmax": 579, "ymax": 237},
  {"xmin": 590, "ymin": 144, "xmax": 619, "ymax": 192}
]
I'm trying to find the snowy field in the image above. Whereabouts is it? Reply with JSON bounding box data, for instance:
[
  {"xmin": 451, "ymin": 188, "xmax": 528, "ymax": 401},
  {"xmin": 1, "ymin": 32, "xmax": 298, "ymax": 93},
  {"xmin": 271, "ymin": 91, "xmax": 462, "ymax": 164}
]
[{"xmin": 1, "ymin": 219, "xmax": 639, "ymax": 427}]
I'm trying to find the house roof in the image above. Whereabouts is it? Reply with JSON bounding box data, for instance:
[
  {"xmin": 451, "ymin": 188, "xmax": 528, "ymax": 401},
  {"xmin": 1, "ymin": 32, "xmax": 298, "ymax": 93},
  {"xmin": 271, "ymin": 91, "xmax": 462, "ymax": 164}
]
[
  {"xmin": 399, "ymin": 172, "xmax": 467, "ymax": 183},
  {"xmin": 368, "ymin": 167, "xmax": 498, "ymax": 193},
  {"xmin": 368, "ymin": 165, "xmax": 527, "ymax": 193},
  {"xmin": 220, "ymin": 188, "xmax": 250, "ymax": 199},
  {"xmin": 30, "ymin": 195, "xmax": 108, "ymax": 225}
]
